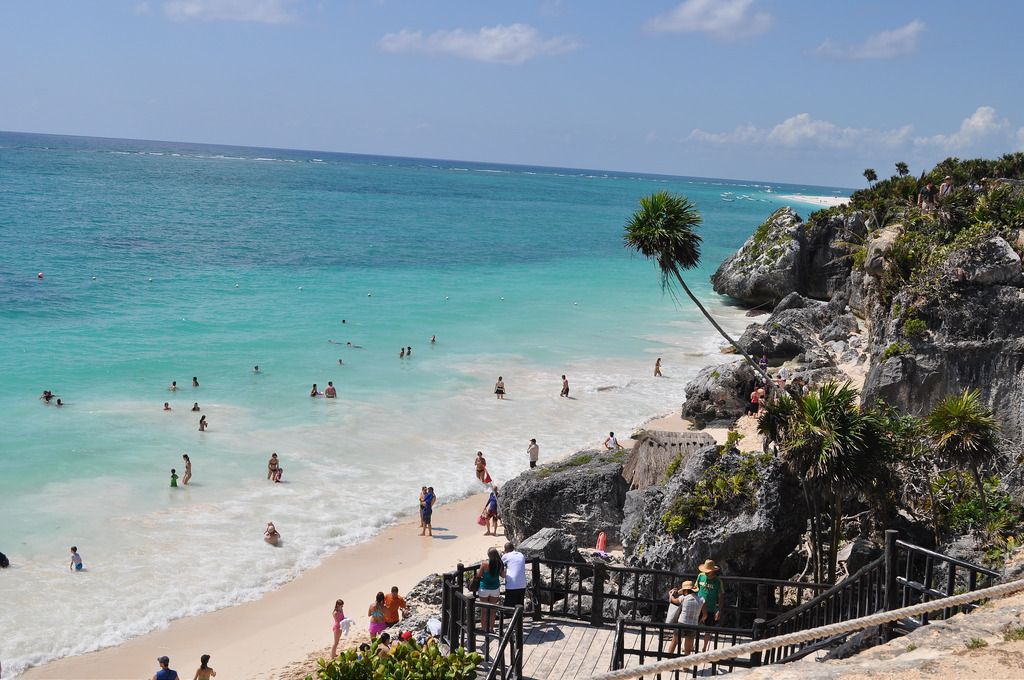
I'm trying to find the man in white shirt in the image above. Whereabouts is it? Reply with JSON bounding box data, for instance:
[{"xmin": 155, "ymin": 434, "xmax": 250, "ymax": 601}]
[
  {"xmin": 604, "ymin": 432, "xmax": 619, "ymax": 451},
  {"xmin": 527, "ymin": 438, "xmax": 539, "ymax": 469},
  {"xmin": 501, "ymin": 542, "xmax": 527, "ymax": 608}
]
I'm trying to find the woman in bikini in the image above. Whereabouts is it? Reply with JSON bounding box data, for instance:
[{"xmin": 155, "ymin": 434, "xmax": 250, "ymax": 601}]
[
  {"xmin": 331, "ymin": 598, "xmax": 348, "ymax": 657},
  {"xmin": 182, "ymin": 454, "xmax": 192, "ymax": 485},
  {"xmin": 494, "ymin": 376, "xmax": 505, "ymax": 399},
  {"xmin": 198, "ymin": 415, "xmax": 207, "ymax": 431},
  {"xmin": 368, "ymin": 592, "xmax": 388, "ymax": 637}
]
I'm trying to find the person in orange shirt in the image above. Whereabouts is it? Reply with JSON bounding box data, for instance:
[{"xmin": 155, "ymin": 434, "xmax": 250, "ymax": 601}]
[{"xmin": 383, "ymin": 586, "xmax": 409, "ymax": 627}]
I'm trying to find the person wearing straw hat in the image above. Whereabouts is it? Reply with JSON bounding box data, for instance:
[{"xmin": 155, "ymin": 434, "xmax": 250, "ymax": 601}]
[
  {"xmin": 697, "ymin": 559, "xmax": 725, "ymax": 652},
  {"xmin": 666, "ymin": 579, "xmax": 704, "ymax": 655}
]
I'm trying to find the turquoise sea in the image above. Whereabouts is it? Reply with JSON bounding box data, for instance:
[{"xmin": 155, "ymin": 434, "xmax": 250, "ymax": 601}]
[{"xmin": 0, "ymin": 131, "xmax": 848, "ymax": 676}]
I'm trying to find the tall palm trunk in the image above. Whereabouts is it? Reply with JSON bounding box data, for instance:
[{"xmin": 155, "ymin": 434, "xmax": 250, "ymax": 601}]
[
  {"xmin": 672, "ymin": 271, "xmax": 772, "ymax": 385},
  {"xmin": 828, "ymin": 495, "xmax": 843, "ymax": 584},
  {"xmin": 804, "ymin": 484, "xmax": 822, "ymax": 584},
  {"xmin": 969, "ymin": 463, "xmax": 990, "ymax": 532}
]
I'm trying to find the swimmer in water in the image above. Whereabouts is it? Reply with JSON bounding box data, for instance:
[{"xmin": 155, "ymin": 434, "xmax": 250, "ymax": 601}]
[
  {"xmin": 40, "ymin": 390, "xmax": 55, "ymax": 403},
  {"xmin": 346, "ymin": 341, "xmax": 363, "ymax": 349},
  {"xmin": 406, "ymin": 346, "xmax": 412, "ymax": 356},
  {"xmin": 55, "ymin": 398, "xmax": 63, "ymax": 407},
  {"xmin": 325, "ymin": 381, "xmax": 337, "ymax": 398},
  {"xmin": 192, "ymin": 376, "xmax": 199, "ymax": 388},
  {"xmin": 342, "ymin": 319, "xmax": 346, "ymax": 324},
  {"xmin": 399, "ymin": 348, "xmax": 405, "ymax": 358},
  {"xmin": 254, "ymin": 365, "xmax": 260, "ymax": 373},
  {"xmin": 310, "ymin": 384, "xmax": 322, "ymax": 397},
  {"xmin": 431, "ymin": 335, "xmax": 436, "ymax": 344},
  {"xmin": 169, "ymin": 381, "xmax": 178, "ymax": 391},
  {"xmin": 163, "ymin": 402, "xmax": 172, "ymax": 411},
  {"xmin": 265, "ymin": 522, "xmax": 281, "ymax": 546},
  {"xmin": 338, "ymin": 359, "xmax": 344, "ymax": 366},
  {"xmin": 191, "ymin": 402, "xmax": 200, "ymax": 412},
  {"xmin": 198, "ymin": 415, "xmax": 208, "ymax": 431}
]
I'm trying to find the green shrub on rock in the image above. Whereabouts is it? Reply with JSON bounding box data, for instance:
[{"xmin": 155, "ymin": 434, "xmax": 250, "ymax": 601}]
[{"xmin": 308, "ymin": 641, "xmax": 481, "ymax": 680}]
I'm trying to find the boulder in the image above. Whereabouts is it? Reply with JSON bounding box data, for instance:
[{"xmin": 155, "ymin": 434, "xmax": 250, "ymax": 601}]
[
  {"xmin": 711, "ymin": 207, "xmax": 804, "ymax": 306},
  {"xmin": 681, "ymin": 360, "xmax": 759, "ymax": 427},
  {"xmin": 864, "ymin": 224, "xmax": 901, "ymax": 278},
  {"xmin": 406, "ymin": 572, "xmax": 443, "ymax": 607},
  {"xmin": 499, "ymin": 453, "xmax": 629, "ymax": 546},
  {"xmin": 737, "ymin": 302, "xmax": 830, "ymax": 360},
  {"xmin": 621, "ymin": 486, "xmax": 665, "ymax": 555},
  {"xmin": 946, "ymin": 236, "xmax": 1022, "ymax": 286},
  {"xmin": 820, "ymin": 314, "xmax": 860, "ymax": 342},
  {"xmin": 837, "ymin": 539, "xmax": 882, "ymax": 575},
  {"xmin": 623, "ymin": 445, "xmax": 806, "ymax": 578}
]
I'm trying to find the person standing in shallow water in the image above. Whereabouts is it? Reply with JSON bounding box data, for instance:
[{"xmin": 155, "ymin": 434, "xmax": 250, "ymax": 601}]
[
  {"xmin": 182, "ymin": 454, "xmax": 191, "ymax": 485},
  {"xmin": 494, "ymin": 376, "xmax": 505, "ymax": 399},
  {"xmin": 170, "ymin": 468, "xmax": 179, "ymax": 487},
  {"xmin": 198, "ymin": 415, "xmax": 207, "ymax": 431},
  {"xmin": 475, "ymin": 451, "xmax": 487, "ymax": 483},
  {"xmin": 560, "ymin": 374, "xmax": 569, "ymax": 397},
  {"xmin": 527, "ymin": 438, "xmax": 539, "ymax": 469},
  {"xmin": 654, "ymin": 358, "xmax": 663, "ymax": 377}
]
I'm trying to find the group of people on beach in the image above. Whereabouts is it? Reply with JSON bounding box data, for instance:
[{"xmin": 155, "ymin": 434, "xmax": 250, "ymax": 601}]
[
  {"xmin": 148, "ymin": 653, "xmax": 216, "ymax": 680},
  {"xmin": 745, "ymin": 355, "xmax": 813, "ymax": 417}
]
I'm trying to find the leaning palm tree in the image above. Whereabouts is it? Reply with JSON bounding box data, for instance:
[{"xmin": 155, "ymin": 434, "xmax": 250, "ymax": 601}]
[
  {"xmin": 624, "ymin": 191, "xmax": 769, "ymax": 382},
  {"xmin": 927, "ymin": 389, "xmax": 1001, "ymax": 527}
]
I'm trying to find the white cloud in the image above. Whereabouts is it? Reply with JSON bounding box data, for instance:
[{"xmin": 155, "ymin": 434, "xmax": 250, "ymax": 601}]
[
  {"xmin": 816, "ymin": 20, "xmax": 925, "ymax": 60},
  {"xmin": 914, "ymin": 106, "xmax": 1010, "ymax": 150},
  {"xmin": 689, "ymin": 113, "xmax": 912, "ymax": 150},
  {"xmin": 162, "ymin": 0, "xmax": 294, "ymax": 24},
  {"xmin": 646, "ymin": 0, "xmax": 772, "ymax": 39},
  {"xmin": 379, "ymin": 24, "xmax": 577, "ymax": 65}
]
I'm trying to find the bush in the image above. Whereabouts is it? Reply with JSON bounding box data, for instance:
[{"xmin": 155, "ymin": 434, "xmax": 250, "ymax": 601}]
[
  {"xmin": 308, "ymin": 640, "xmax": 481, "ymax": 680},
  {"xmin": 902, "ymin": 316, "xmax": 928, "ymax": 339},
  {"xmin": 882, "ymin": 341, "xmax": 912, "ymax": 360},
  {"xmin": 662, "ymin": 448, "xmax": 770, "ymax": 535}
]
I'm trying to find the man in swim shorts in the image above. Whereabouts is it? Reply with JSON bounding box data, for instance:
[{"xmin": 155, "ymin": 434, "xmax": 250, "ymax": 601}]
[{"xmin": 420, "ymin": 487, "xmax": 435, "ymax": 536}]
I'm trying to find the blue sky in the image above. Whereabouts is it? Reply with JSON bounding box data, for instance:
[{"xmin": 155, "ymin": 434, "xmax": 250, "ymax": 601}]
[{"xmin": 1, "ymin": 0, "xmax": 1021, "ymax": 185}]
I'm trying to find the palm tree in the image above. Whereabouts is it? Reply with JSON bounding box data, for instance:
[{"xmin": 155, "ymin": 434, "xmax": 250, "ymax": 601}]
[
  {"xmin": 895, "ymin": 162, "xmax": 910, "ymax": 177},
  {"xmin": 780, "ymin": 382, "xmax": 884, "ymax": 582},
  {"xmin": 757, "ymin": 391, "xmax": 798, "ymax": 454},
  {"xmin": 863, "ymin": 168, "xmax": 878, "ymax": 185},
  {"xmin": 624, "ymin": 191, "xmax": 770, "ymax": 382},
  {"xmin": 927, "ymin": 389, "xmax": 1001, "ymax": 527}
]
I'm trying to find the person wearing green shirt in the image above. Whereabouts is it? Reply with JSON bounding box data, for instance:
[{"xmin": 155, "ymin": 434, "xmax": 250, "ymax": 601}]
[
  {"xmin": 170, "ymin": 468, "xmax": 179, "ymax": 488},
  {"xmin": 696, "ymin": 559, "xmax": 724, "ymax": 652}
]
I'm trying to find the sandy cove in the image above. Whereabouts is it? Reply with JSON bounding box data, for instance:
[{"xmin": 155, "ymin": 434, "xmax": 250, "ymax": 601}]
[{"xmin": 22, "ymin": 492, "xmax": 502, "ymax": 680}]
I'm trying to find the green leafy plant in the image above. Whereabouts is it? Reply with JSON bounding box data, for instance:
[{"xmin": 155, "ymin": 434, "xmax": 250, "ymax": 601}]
[
  {"xmin": 882, "ymin": 341, "xmax": 912, "ymax": 360},
  {"xmin": 664, "ymin": 453, "xmax": 683, "ymax": 481},
  {"xmin": 662, "ymin": 449, "xmax": 770, "ymax": 535},
  {"xmin": 902, "ymin": 316, "xmax": 928, "ymax": 339},
  {"xmin": 309, "ymin": 640, "xmax": 481, "ymax": 680},
  {"xmin": 966, "ymin": 638, "xmax": 988, "ymax": 650},
  {"xmin": 1003, "ymin": 626, "xmax": 1024, "ymax": 642}
]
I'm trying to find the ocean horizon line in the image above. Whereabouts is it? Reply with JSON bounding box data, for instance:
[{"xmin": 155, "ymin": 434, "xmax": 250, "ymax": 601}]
[{"xmin": 0, "ymin": 128, "xmax": 855, "ymax": 195}]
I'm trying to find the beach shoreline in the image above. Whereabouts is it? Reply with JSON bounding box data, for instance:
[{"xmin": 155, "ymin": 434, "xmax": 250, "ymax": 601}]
[
  {"xmin": 776, "ymin": 194, "xmax": 850, "ymax": 208},
  {"xmin": 21, "ymin": 491, "xmax": 504, "ymax": 680}
]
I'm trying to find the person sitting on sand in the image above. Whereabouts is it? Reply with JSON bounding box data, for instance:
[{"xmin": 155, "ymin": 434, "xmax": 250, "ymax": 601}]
[
  {"xmin": 331, "ymin": 599, "xmax": 350, "ymax": 657},
  {"xmin": 325, "ymin": 381, "xmax": 337, "ymax": 398},
  {"xmin": 475, "ymin": 452, "xmax": 487, "ymax": 483},
  {"xmin": 163, "ymin": 402, "xmax": 172, "ymax": 411},
  {"xmin": 376, "ymin": 631, "xmax": 392, "ymax": 656},
  {"xmin": 193, "ymin": 654, "xmax": 216, "ymax": 680},
  {"xmin": 198, "ymin": 415, "xmax": 207, "ymax": 431},
  {"xmin": 152, "ymin": 655, "xmax": 179, "ymax": 680},
  {"xmin": 191, "ymin": 402, "xmax": 200, "ymax": 412},
  {"xmin": 483, "ymin": 486, "xmax": 500, "ymax": 536},
  {"xmin": 368, "ymin": 591, "xmax": 388, "ymax": 637},
  {"xmin": 182, "ymin": 454, "xmax": 191, "ymax": 485},
  {"xmin": 264, "ymin": 522, "xmax": 281, "ymax": 546}
]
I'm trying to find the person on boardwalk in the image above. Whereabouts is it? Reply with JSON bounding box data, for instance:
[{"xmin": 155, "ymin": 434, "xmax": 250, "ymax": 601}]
[
  {"xmin": 193, "ymin": 654, "xmax": 216, "ymax": 680},
  {"xmin": 383, "ymin": 586, "xmax": 409, "ymax": 628},
  {"xmin": 331, "ymin": 599, "xmax": 350, "ymax": 657},
  {"xmin": 475, "ymin": 452, "xmax": 488, "ymax": 483},
  {"xmin": 476, "ymin": 547, "xmax": 503, "ymax": 633},
  {"xmin": 494, "ymin": 376, "xmax": 505, "ymax": 399},
  {"xmin": 368, "ymin": 591, "xmax": 388, "ymax": 637},
  {"xmin": 69, "ymin": 546, "xmax": 84, "ymax": 572},
  {"xmin": 483, "ymin": 486, "xmax": 499, "ymax": 536},
  {"xmin": 420, "ymin": 486, "xmax": 435, "ymax": 536},
  {"xmin": 502, "ymin": 542, "xmax": 527, "ymax": 608},
  {"xmin": 666, "ymin": 580, "xmax": 704, "ymax": 655},
  {"xmin": 526, "ymin": 438, "xmax": 539, "ymax": 469},
  {"xmin": 182, "ymin": 454, "xmax": 191, "ymax": 485},
  {"xmin": 170, "ymin": 468, "xmax": 179, "ymax": 488},
  {"xmin": 654, "ymin": 357, "xmax": 663, "ymax": 377},
  {"xmin": 152, "ymin": 655, "xmax": 179, "ymax": 680},
  {"xmin": 560, "ymin": 374, "xmax": 569, "ymax": 398},
  {"xmin": 697, "ymin": 559, "xmax": 725, "ymax": 652}
]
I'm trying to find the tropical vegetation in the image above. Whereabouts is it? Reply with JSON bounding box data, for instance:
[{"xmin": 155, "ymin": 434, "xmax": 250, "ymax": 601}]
[{"xmin": 308, "ymin": 640, "xmax": 481, "ymax": 680}]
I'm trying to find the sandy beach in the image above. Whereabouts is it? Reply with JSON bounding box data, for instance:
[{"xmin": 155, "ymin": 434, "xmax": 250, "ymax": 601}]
[
  {"xmin": 777, "ymin": 194, "xmax": 850, "ymax": 208},
  {"xmin": 22, "ymin": 492, "xmax": 502, "ymax": 680}
]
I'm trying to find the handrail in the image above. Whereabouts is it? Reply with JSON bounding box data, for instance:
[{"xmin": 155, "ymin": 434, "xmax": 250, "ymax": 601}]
[
  {"xmin": 765, "ymin": 555, "xmax": 884, "ymax": 628},
  {"xmin": 895, "ymin": 540, "xmax": 1001, "ymax": 577},
  {"xmin": 483, "ymin": 605, "xmax": 524, "ymax": 680}
]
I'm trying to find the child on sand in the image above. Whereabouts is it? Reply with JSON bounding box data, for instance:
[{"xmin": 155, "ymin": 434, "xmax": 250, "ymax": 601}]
[
  {"xmin": 170, "ymin": 468, "xmax": 179, "ymax": 487},
  {"xmin": 69, "ymin": 546, "xmax": 84, "ymax": 571},
  {"xmin": 331, "ymin": 599, "xmax": 351, "ymax": 657}
]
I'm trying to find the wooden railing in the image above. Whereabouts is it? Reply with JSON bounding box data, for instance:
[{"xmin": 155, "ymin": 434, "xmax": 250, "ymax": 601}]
[{"xmin": 610, "ymin": 617, "xmax": 766, "ymax": 678}]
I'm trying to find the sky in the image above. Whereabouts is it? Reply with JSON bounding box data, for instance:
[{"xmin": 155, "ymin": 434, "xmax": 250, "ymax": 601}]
[{"xmin": 1, "ymin": 0, "xmax": 1022, "ymax": 186}]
